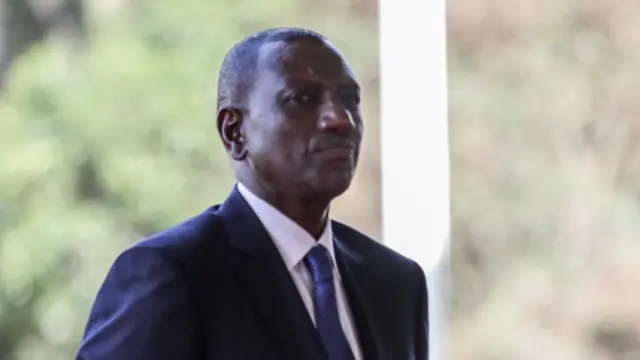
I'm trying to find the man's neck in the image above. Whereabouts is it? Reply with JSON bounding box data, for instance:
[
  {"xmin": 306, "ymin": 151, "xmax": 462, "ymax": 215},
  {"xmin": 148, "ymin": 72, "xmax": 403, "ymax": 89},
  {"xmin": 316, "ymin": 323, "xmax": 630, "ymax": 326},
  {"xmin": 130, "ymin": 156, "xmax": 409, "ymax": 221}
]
[{"xmin": 237, "ymin": 180, "xmax": 330, "ymax": 239}]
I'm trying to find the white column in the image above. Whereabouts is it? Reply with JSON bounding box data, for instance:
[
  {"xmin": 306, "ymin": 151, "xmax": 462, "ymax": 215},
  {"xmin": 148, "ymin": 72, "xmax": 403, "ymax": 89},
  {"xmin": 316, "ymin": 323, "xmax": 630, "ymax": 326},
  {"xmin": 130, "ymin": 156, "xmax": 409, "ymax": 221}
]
[{"xmin": 379, "ymin": 0, "xmax": 449, "ymax": 358}]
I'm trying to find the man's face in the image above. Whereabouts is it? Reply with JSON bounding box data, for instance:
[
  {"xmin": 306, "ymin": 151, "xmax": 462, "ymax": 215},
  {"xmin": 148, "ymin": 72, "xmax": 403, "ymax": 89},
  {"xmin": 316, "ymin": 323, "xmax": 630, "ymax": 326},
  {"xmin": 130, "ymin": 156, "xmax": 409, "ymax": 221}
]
[{"xmin": 243, "ymin": 39, "xmax": 363, "ymax": 199}]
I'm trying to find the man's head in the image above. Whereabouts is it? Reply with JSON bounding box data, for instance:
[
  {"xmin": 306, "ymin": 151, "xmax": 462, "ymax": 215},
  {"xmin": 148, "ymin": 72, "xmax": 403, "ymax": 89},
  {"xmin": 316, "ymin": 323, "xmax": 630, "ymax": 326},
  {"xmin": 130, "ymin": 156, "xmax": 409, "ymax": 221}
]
[{"xmin": 216, "ymin": 28, "xmax": 363, "ymax": 202}]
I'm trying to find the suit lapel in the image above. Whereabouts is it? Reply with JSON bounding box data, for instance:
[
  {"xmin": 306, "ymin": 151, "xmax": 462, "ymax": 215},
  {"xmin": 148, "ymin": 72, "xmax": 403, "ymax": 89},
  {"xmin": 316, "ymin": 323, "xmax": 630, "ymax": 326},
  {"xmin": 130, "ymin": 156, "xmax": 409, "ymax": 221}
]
[
  {"xmin": 218, "ymin": 187, "xmax": 326, "ymax": 360},
  {"xmin": 334, "ymin": 231, "xmax": 383, "ymax": 360}
]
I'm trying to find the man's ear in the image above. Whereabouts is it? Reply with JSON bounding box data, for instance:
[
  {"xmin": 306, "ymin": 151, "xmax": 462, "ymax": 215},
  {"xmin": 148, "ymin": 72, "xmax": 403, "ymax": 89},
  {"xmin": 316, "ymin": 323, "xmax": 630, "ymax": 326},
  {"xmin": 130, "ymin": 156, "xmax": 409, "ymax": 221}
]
[{"xmin": 217, "ymin": 107, "xmax": 247, "ymax": 161}]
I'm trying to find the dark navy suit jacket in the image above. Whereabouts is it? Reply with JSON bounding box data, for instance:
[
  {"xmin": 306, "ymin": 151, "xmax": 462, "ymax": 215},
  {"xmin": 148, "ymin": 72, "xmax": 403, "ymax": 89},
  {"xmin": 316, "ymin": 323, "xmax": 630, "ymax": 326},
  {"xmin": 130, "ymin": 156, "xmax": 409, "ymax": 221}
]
[{"xmin": 77, "ymin": 187, "xmax": 429, "ymax": 360}]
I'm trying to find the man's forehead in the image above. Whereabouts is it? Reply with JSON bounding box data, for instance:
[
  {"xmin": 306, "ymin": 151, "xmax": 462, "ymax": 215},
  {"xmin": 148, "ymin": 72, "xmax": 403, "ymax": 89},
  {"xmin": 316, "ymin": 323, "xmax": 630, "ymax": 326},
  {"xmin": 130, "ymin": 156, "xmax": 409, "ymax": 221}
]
[{"xmin": 257, "ymin": 39, "xmax": 355, "ymax": 81}]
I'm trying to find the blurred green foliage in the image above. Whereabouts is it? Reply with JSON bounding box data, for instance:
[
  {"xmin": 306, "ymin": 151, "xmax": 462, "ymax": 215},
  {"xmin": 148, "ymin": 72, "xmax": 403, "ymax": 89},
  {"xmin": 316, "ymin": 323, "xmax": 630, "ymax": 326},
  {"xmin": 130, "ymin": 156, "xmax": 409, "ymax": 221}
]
[{"xmin": 0, "ymin": 1, "xmax": 378, "ymax": 359}]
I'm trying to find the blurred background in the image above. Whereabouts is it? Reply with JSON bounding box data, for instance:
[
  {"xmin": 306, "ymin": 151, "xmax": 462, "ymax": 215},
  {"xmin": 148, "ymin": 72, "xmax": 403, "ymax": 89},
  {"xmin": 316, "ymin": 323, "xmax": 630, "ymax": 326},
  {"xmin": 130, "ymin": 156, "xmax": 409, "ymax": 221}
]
[
  {"xmin": 449, "ymin": 1, "xmax": 640, "ymax": 359},
  {"xmin": 2, "ymin": 0, "xmax": 640, "ymax": 360}
]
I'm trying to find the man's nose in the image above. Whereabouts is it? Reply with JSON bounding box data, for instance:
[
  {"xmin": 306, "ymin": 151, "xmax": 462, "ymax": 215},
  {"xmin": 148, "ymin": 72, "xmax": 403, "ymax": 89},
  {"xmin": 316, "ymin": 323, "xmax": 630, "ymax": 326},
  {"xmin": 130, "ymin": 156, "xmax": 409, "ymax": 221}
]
[{"xmin": 317, "ymin": 100, "xmax": 355, "ymax": 133}]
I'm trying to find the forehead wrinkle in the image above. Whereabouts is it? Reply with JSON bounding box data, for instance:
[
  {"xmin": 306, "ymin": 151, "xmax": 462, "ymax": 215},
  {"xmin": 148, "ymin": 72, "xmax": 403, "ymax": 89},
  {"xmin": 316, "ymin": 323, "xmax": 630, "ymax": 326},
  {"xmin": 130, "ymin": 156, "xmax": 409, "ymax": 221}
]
[{"xmin": 281, "ymin": 75, "xmax": 360, "ymax": 96}]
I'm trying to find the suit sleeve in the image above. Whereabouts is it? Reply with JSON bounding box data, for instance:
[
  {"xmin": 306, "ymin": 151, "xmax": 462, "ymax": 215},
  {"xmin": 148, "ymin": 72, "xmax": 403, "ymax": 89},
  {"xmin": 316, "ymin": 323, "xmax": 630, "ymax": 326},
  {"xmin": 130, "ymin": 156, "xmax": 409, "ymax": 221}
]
[
  {"xmin": 76, "ymin": 247, "xmax": 197, "ymax": 360},
  {"xmin": 414, "ymin": 262, "xmax": 429, "ymax": 360}
]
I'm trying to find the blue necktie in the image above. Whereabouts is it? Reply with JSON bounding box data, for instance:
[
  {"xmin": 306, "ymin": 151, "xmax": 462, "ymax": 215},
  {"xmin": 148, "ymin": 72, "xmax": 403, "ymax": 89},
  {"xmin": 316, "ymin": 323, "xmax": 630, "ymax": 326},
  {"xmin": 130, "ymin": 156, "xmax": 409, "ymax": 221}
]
[{"xmin": 304, "ymin": 245, "xmax": 356, "ymax": 360}]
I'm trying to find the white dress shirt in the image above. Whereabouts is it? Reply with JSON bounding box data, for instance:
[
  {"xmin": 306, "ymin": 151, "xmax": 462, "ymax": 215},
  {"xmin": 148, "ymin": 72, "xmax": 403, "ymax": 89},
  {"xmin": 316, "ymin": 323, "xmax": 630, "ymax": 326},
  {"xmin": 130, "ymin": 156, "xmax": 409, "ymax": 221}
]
[{"xmin": 237, "ymin": 183, "xmax": 363, "ymax": 359}]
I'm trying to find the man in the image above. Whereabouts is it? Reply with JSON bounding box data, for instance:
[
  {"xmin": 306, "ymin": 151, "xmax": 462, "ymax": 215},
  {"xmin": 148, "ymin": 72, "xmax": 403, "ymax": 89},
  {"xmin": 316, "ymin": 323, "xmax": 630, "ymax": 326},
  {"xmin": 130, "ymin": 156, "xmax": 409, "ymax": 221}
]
[{"xmin": 77, "ymin": 27, "xmax": 429, "ymax": 360}]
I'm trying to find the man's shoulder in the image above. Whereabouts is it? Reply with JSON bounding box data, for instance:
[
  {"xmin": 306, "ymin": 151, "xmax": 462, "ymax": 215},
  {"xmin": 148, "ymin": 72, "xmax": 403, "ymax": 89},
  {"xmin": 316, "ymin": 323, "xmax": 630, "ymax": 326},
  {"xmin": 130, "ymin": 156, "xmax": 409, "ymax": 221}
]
[
  {"xmin": 331, "ymin": 220, "xmax": 421, "ymax": 273},
  {"xmin": 121, "ymin": 205, "xmax": 228, "ymax": 265}
]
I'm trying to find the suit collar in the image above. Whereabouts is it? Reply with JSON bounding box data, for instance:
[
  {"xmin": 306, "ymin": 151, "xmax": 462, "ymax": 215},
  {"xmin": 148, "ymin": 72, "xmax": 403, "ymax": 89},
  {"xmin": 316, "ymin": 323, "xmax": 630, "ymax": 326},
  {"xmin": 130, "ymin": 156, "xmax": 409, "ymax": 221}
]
[
  {"xmin": 236, "ymin": 182, "xmax": 338, "ymax": 272},
  {"xmin": 217, "ymin": 187, "xmax": 381, "ymax": 360},
  {"xmin": 333, "ymin": 225, "xmax": 383, "ymax": 360},
  {"xmin": 217, "ymin": 186, "xmax": 327, "ymax": 360}
]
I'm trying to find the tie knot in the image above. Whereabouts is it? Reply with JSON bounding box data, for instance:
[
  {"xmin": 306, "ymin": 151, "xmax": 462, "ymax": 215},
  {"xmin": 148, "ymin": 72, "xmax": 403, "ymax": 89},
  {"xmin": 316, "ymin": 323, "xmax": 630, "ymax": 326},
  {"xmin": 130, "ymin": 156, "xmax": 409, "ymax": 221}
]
[{"xmin": 304, "ymin": 245, "xmax": 334, "ymax": 283}]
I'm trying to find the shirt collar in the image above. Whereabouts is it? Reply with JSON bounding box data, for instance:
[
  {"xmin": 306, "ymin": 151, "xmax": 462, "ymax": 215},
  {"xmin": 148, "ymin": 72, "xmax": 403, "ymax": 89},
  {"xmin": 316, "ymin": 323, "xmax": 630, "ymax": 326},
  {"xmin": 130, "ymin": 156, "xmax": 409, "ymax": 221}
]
[{"xmin": 237, "ymin": 183, "xmax": 337, "ymax": 271}]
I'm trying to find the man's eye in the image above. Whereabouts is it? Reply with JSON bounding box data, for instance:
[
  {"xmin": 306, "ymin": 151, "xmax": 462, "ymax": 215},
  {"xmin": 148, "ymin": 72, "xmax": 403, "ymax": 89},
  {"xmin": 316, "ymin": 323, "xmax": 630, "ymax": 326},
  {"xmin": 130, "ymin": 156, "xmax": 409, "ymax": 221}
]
[
  {"xmin": 286, "ymin": 91, "xmax": 317, "ymax": 106},
  {"xmin": 291, "ymin": 93, "xmax": 311, "ymax": 103}
]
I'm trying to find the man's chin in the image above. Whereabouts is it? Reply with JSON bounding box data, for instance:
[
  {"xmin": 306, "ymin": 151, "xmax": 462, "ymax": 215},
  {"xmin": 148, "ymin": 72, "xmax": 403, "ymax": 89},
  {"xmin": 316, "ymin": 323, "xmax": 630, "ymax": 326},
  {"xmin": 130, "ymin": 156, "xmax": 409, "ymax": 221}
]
[{"xmin": 313, "ymin": 173, "xmax": 355, "ymax": 200}]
